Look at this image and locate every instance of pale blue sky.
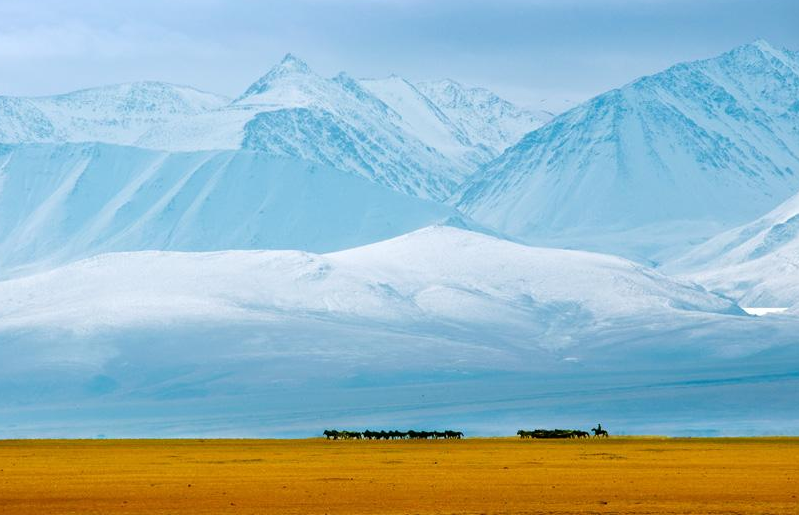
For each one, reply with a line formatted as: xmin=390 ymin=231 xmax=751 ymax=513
xmin=1 ymin=0 xmax=796 ymax=111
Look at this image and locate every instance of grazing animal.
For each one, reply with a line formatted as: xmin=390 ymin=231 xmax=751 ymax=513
xmin=519 ymin=429 xmax=590 ymax=439
xmin=325 ymin=428 xmax=463 ymax=440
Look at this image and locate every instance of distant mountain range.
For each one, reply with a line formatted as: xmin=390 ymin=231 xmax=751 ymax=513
xmin=0 ymin=54 xmax=548 ymax=200
xmin=455 ymin=40 xmax=799 ymax=263
xmin=1 ymin=41 xmax=799 ymax=436
xmin=1 ymin=41 xmax=798 ymax=286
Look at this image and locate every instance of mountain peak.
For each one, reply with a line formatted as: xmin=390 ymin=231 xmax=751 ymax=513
xmin=455 ymin=39 xmax=799 ymax=262
xmin=729 ymin=38 xmax=783 ymax=60
xmin=719 ymin=38 xmax=799 ymax=72
xmin=439 ymin=78 xmax=464 ymax=88
xmin=238 ymin=53 xmax=314 ymax=99
xmin=750 ymin=38 xmax=777 ymax=53
xmin=278 ymin=53 xmax=312 ymax=73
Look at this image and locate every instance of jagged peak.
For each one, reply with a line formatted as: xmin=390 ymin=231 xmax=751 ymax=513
xmin=727 ymin=38 xmax=788 ymax=61
xmin=430 ymin=78 xmax=464 ymax=88
xmin=238 ymin=53 xmax=315 ymax=100
xmin=714 ymin=38 xmax=799 ymax=75
xmin=417 ymin=78 xmax=499 ymax=108
xmin=333 ymin=71 xmax=356 ymax=83
xmin=750 ymin=38 xmax=778 ymax=53
xmin=360 ymin=73 xmax=412 ymax=86
xmin=626 ymin=38 xmax=798 ymax=95
xmin=278 ymin=53 xmax=312 ymax=73
xmin=419 ymin=78 xmax=500 ymax=99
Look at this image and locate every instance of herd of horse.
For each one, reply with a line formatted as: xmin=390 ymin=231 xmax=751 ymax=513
xmin=323 ymin=425 xmax=609 ymax=440
xmin=517 ymin=424 xmax=609 ymax=439
xmin=518 ymin=424 xmax=609 ymax=438
xmin=323 ymin=429 xmax=464 ymax=440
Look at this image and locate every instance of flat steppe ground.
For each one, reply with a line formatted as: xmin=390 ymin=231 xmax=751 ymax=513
xmin=0 ymin=437 xmax=797 ymax=514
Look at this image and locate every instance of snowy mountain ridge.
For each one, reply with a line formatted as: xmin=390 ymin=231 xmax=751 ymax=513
xmin=0 ymin=54 xmax=546 ymax=200
xmin=416 ymin=78 xmax=551 ymax=156
xmin=227 ymin=57 xmax=464 ymax=199
xmin=0 ymin=81 xmax=230 ymax=146
xmin=454 ymin=39 xmax=799 ymax=262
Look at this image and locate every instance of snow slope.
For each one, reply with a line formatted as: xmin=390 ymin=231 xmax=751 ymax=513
xmin=0 ymin=143 xmax=468 ymax=275
xmin=455 ymin=40 xmax=799 ymax=263
xmin=2 ymin=226 xmax=798 ymax=437
xmin=667 ymin=191 xmax=799 ymax=308
xmin=359 ymin=76 xmax=489 ymax=170
xmin=0 ymin=226 xmax=742 ymax=330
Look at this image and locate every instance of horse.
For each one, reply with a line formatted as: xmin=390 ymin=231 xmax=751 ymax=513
xmin=591 ymin=424 xmax=609 ymax=438
xmin=517 ymin=430 xmax=534 ymax=439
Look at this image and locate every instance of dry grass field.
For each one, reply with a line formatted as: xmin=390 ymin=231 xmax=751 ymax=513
xmin=0 ymin=437 xmax=797 ymax=514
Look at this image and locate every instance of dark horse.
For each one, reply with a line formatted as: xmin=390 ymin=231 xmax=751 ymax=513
xmin=591 ymin=424 xmax=609 ymax=438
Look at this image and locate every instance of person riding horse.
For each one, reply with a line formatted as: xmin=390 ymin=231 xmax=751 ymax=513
xmin=591 ymin=423 xmax=609 ymax=438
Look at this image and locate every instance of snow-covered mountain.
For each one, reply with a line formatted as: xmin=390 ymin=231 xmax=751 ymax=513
xmin=0 ymin=82 xmax=230 ymax=145
xmin=455 ymin=40 xmax=799 ymax=263
xmin=2 ymin=43 xmax=799 ymax=437
xmin=359 ymin=76 xmax=549 ymax=171
xmin=0 ymin=55 xmax=543 ymax=200
xmin=0 ymin=226 xmax=740 ymax=330
xmin=415 ymin=79 xmax=550 ymax=156
xmin=359 ymin=76 xmax=491 ymax=171
xmin=4 ymin=226 xmax=799 ymax=437
xmin=146 ymin=55 xmax=545 ymax=199
xmin=170 ymin=55 xmax=467 ymax=199
xmin=667 ymin=190 xmax=799 ymax=308
xmin=0 ymin=143 xmax=470 ymax=276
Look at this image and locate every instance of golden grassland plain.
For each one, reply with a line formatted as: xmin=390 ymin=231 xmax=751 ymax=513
xmin=0 ymin=437 xmax=797 ymax=514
